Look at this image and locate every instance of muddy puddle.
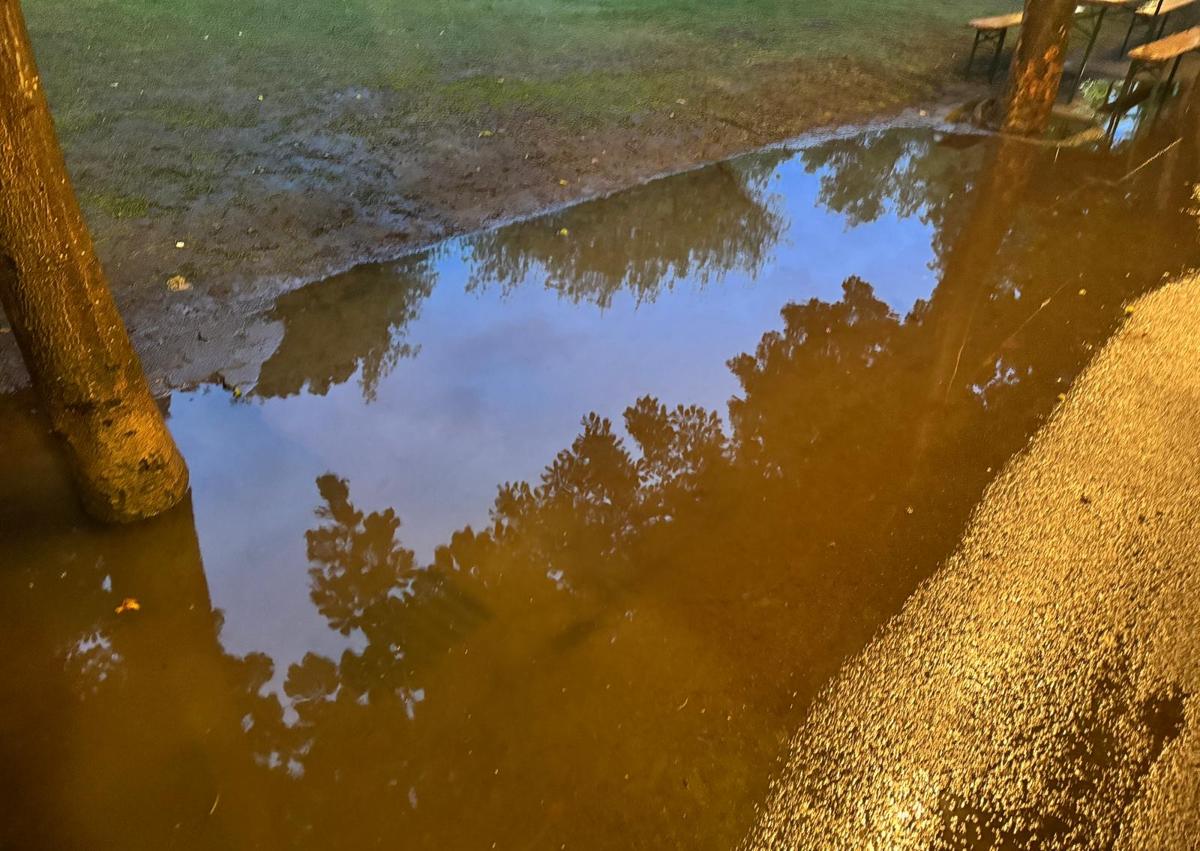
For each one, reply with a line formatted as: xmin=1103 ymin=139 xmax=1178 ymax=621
xmin=2 ymin=108 xmax=1199 ymax=849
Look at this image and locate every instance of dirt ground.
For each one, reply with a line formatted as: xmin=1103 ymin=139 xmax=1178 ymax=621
xmin=2 ymin=1 xmax=1008 ymax=392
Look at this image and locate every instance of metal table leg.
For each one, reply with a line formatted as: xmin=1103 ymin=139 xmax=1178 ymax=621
xmin=1072 ymin=5 xmax=1109 ymax=99
xmin=989 ymin=28 xmax=1009 ymax=82
xmin=966 ymin=29 xmax=983 ymax=76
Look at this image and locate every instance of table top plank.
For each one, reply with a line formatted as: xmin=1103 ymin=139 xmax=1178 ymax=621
xmin=1133 ymin=0 xmax=1196 ymax=16
xmin=1128 ymin=24 xmax=1200 ymax=60
xmin=969 ymin=11 xmax=1023 ymax=29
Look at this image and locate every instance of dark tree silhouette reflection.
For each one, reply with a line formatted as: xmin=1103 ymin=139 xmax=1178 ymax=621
xmin=0 ymin=417 xmax=284 ymax=850
xmin=466 ymin=156 xmax=787 ymax=307
xmin=247 ymin=121 xmax=1200 ymax=849
xmin=253 ymin=154 xmax=785 ymax=402
xmin=800 ymin=127 xmax=984 ymax=228
xmin=8 ymin=116 xmax=1200 ymax=850
xmin=255 ymin=252 xmax=439 ymax=401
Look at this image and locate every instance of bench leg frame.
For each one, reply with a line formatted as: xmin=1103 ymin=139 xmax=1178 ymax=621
xmin=965 ymin=28 xmax=1009 ymax=82
xmin=1071 ymin=5 xmax=1110 ymax=101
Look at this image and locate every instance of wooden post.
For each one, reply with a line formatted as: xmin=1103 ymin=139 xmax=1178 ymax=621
xmin=1003 ymin=0 xmax=1078 ymax=135
xmin=0 ymin=0 xmax=188 ymax=521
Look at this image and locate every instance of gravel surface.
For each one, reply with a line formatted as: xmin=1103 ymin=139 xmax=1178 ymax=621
xmin=746 ymin=275 xmax=1200 ymax=849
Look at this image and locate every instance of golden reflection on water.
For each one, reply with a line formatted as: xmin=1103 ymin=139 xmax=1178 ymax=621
xmin=2 ymin=109 xmax=1200 ymax=849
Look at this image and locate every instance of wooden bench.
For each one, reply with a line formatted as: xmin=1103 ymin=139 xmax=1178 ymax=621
xmin=966 ymin=12 xmax=1024 ymax=81
xmin=1121 ymin=0 xmax=1199 ymax=53
xmin=1106 ymin=25 xmax=1200 ymax=136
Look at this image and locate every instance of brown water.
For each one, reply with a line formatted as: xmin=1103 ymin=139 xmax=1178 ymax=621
xmin=2 ymin=107 xmax=1199 ymax=850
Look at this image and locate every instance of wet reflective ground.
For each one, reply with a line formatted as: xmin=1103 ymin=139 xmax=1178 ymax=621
xmin=3 ymin=108 xmax=1200 ymax=849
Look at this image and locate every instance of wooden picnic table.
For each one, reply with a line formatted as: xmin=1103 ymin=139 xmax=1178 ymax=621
xmin=966 ymin=1 xmax=1136 ymax=86
xmin=966 ymin=0 xmax=1196 ymax=92
xmin=1122 ymin=0 xmax=1199 ymax=52
xmin=1106 ymin=24 xmax=1200 ymax=137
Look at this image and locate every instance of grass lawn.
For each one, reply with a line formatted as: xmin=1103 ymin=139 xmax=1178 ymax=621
xmin=28 ymin=0 xmax=1011 ymax=136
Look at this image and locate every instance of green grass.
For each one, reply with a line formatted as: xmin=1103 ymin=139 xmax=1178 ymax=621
xmin=23 ymin=0 xmax=1017 ymax=224
xmin=27 ymin=0 xmax=1013 ymax=122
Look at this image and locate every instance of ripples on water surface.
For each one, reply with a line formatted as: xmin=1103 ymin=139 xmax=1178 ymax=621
xmin=3 ymin=113 xmax=1200 ymax=849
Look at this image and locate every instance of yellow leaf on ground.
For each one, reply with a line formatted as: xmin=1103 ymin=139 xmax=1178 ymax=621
xmin=115 ymin=597 xmax=141 ymax=614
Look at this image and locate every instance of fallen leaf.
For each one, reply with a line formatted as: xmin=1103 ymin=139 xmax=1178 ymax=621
xmin=115 ymin=597 xmax=141 ymax=615
xmin=478 ymin=129 xmax=494 ymax=138
xmin=558 ymin=178 xmax=569 ymax=187
xmin=167 ymin=275 xmax=191 ymax=292
xmin=558 ymin=228 xmax=569 ymax=237
xmin=175 ymin=241 xmax=186 ymax=249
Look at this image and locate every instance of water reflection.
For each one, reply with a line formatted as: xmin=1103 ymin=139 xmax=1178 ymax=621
xmin=799 ymin=127 xmax=982 ymax=229
xmin=466 ymin=156 xmax=788 ymax=306
xmin=256 ymin=155 xmax=788 ymax=403
xmin=4 ymin=116 xmax=1200 ymax=849
xmin=0 ymin=408 xmax=278 ymax=848
xmin=256 ymin=253 xmax=438 ymax=401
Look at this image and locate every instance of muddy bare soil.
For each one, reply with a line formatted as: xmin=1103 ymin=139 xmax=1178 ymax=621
xmin=0 ymin=51 xmax=983 ymax=393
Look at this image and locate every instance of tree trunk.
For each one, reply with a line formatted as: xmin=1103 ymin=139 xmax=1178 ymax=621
xmin=0 ymin=0 xmax=188 ymax=521
xmin=1002 ymin=0 xmax=1077 ymax=136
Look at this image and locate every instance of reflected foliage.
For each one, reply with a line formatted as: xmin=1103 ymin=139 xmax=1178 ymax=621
xmin=466 ymin=157 xmax=787 ymax=307
xmin=294 ymin=473 xmax=487 ymax=691
xmin=7 ymin=118 xmax=1200 ymax=849
xmin=800 ymin=128 xmax=984 ymax=229
xmin=241 ymin=122 xmax=1200 ymax=848
xmin=256 ymin=252 xmax=438 ymax=401
xmin=254 ymin=154 xmax=786 ymax=401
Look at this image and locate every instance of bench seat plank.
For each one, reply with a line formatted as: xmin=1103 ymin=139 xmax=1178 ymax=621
xmin=969 ymin=12 xmax=1023 ymax=30
xmin=1128 ymin=24 xmax=1200 ymax=60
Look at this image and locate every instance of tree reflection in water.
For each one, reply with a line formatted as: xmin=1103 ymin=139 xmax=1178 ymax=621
xmin=254 ymin=154 xmax=787 ymax=403
xmin=799 ymin=127 xmax=984 ymax=230
xmin=467 ymin=156 xmax=788 ymax=307
xmin=259 ymin=119 xmax=1200 ymax=848
xmin=6 ymin=115 xmax=1200 ymax=849
xmin=255 ymin=252 xmax=439 ymax=401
